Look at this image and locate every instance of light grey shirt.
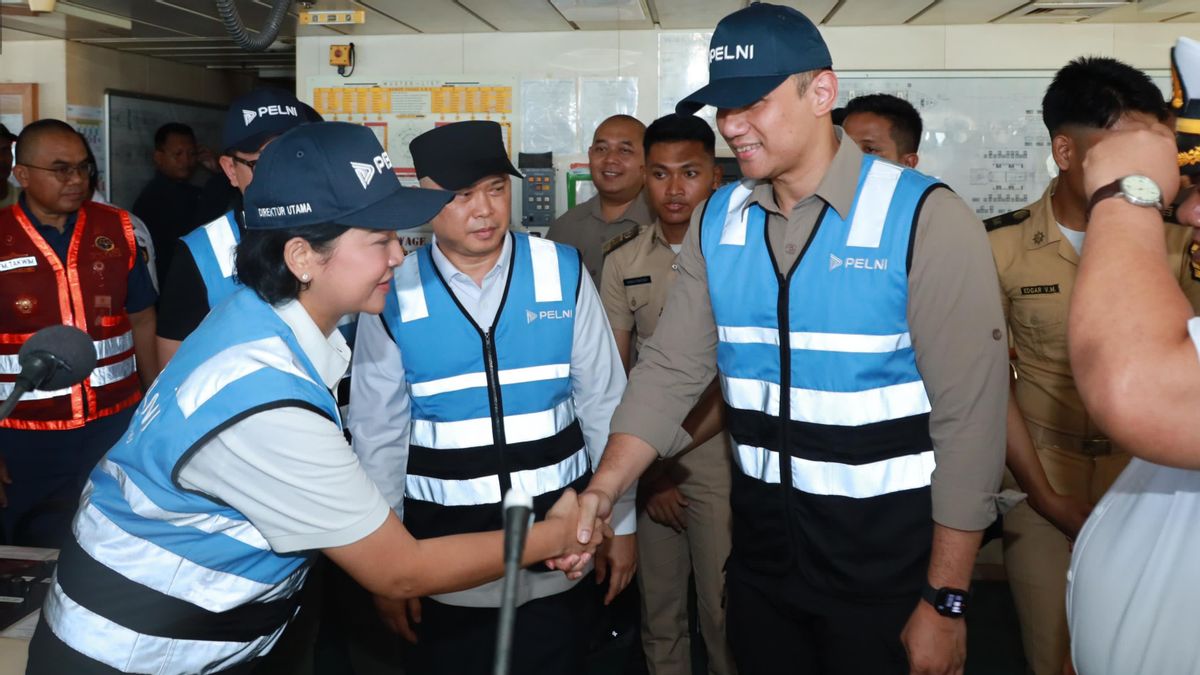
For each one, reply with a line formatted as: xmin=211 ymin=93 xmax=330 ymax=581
xmin=178 ymin=300 xmax=390 ymax=554
xmin=349 ymin=232 xmax=635 ymax=606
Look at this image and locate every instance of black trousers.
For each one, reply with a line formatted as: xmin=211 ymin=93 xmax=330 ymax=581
xmin=725 ymin=557 xmax=917 ymax=675
xmin=406 ymin=575 xmax=596 ymax=675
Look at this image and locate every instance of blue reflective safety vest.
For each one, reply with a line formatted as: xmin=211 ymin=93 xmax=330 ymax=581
xmin=381 ymin=232 xmax=591 ymax=542
xmin=701 ymin=155 xmax=942 ymax=600
xmin=35 ymin=288 xmax=337 ymax=674
xmin=181 ymin=211 xmax=356 ymax=402
xmin=181 ymin=211 xmax=242 ymax=309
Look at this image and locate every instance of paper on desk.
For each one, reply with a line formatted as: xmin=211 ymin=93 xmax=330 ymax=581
xmin=0 ymin=610 xmax=38 ymax=639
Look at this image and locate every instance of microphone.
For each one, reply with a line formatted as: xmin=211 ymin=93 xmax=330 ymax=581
xmin=0 ymin=325 xmax=97 ymax=422
xmin=493 ymin=488 xmax=534 ymax=675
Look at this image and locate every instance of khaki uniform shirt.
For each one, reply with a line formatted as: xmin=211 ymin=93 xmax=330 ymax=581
xmin=547 ymin=191 xmax=653 ymax=287
xmin=988 ymin=180 xmax=1200 ymax=438
xmin=609 ymin=131 xmax=1010 ymax=532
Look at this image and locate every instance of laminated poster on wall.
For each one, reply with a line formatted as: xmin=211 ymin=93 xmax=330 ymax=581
xmin=68 ymin=104 xmax=107 ymax=198
xmin=520 ymin=79 xmax=579 ymax=155
xmin=579 ymin=78 xmax=638 ymax=142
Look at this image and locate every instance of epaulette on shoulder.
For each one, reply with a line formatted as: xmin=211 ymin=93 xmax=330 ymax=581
xmin=983 ymin=208 xmax=1031 ymax=232
xmin=602 ymin=225 xmax=641 ymax=256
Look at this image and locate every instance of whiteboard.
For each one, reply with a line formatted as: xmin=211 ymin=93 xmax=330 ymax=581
xmin=104 ymin=91 xmax=225 ymax=208
xmin=837 ymin=71 xmax=1170 ymax=218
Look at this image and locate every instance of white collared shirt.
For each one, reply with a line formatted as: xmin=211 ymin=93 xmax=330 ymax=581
xmin=177 ymin=300 xmax=390 ymax=554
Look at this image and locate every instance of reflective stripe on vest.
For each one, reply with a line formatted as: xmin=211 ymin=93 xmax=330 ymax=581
xmin=181 ymin=212 xmax=241 ymax=309
xmin=732 ymin=444 xmax=937 ymax=498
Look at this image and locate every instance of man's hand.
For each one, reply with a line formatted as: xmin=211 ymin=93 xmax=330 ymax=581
xmin=543 ymin=488 xmax=611 ymax=578
xmin=545 ymin=487 xmax=614 ymax=576
xmin=901 ymin=600 xmax=966 ymax=675
xmin=1082 ymin=123 xmax=1180 ymax=206
xmin=1030 ymin=491 xmax=1092 ymax=541
xmin=595 ymin=533 xmax=637 ymax=605
xmin=373 ymin=595 xmax=421 ymax=643
xmin=642 ymin=475 xmax=688 ymax=532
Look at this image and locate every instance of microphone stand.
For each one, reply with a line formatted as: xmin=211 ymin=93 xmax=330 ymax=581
xmin=493 ymin=491 xmax=533 ymax=675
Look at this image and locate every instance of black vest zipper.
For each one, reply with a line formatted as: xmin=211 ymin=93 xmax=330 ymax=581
xmin=482 ymin=330 xmax=511 ymax=493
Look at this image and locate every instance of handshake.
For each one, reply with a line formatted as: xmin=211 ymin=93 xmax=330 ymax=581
xmin=541 ymin=487 xmax=615 ymax=578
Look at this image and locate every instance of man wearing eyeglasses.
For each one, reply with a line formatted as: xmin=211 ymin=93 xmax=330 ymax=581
xmin=0 ymin=118 xmax=157 ymax=547
xmin=155 ymin=88 xmax=320 ymax=367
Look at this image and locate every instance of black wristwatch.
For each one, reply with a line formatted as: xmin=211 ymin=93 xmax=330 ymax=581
xmin=921 ymin=582 xmax=969 ymax=619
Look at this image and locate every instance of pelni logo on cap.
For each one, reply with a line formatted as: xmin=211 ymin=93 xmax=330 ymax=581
xmin=350 ymin=151 xmax=395 ymax=190
xmin=243 ymin=104 xmax=299 ymax=126
xmin=710 ymin=44 xmax=755 ymax=63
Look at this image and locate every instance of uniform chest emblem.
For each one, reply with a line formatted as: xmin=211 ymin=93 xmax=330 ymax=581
xmin=95 ymin=236 xmax=115 ymax=252
xmin=1032 ymin=231 xmax=1045 ymax=245
xmin=14 ymin=297 xmax=36 ymax=314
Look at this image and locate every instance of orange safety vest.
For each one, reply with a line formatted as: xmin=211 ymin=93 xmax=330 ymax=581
xmin=0 ymin=201 xmax=143 ymax=430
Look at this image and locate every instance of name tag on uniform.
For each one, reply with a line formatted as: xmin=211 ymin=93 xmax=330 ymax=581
xmin=0 ymin=256 xmax=37 ymax=273
xmin=1020 ymin=284 xmax=1060 ymax=296
xmin=623 ymin=276 xmax=651 ymax=287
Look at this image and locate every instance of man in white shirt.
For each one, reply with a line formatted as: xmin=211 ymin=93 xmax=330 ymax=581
xmin=350 ymin=120 xmax=635 ymax=675
xmin=1066 ymin=36 xmax=1200 ymax=675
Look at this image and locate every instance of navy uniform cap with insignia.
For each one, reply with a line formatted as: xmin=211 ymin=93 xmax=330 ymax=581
xmin=1171 ymin=37 xmax=1200 ymax=176
xmin=409 ymin=121 xmax=522 ymax=191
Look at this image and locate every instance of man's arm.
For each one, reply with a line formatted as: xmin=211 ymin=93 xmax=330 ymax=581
xmin=599 ymin=252 xmax=636 ymax=374
xmin=1004 ymin=389 xmax=1090 ymax=538
xmin=129 ymin=307 xmax=157 ymax=390
xmin=903 ymin=188 xmax=1009 ymax=675
xmin=348 ymin=312 xmax=411 ymax=512
xmin=1070 ymin=125 xmax=1200 ymax=467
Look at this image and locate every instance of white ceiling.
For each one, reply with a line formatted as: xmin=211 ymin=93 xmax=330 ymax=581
xmin=2 ymin=0 xmax=1198 ymax=77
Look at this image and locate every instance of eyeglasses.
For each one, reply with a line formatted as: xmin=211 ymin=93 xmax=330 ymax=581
xmin=21 ymin=161 xmax=96 ymax=183
xmin=231 ymin=156 xmax=258 ymax=171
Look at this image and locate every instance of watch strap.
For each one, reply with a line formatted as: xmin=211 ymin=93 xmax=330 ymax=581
xmin=1086 ymin=179 xmax=1125 ymax=219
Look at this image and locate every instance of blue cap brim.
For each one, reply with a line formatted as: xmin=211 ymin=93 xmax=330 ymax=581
xmin=676 ymin=74 xmax=791 ymax=114
xmin=336 ymin=185 xmax=452 ymax=231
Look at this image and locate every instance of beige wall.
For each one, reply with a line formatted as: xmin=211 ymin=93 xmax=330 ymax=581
xmin=65 ymin=41 xmax=256 ymax=110
xmin=0 ymin=35 xmax=68 ymax=121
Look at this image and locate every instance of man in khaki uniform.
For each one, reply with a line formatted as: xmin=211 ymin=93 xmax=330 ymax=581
xmin=987 ymin=56 xmax=1200 ymax=675
xmin=548 ymin=115 xmax=653 ymax=286
xmin=600 ymin=113 xmax=735 ymax=675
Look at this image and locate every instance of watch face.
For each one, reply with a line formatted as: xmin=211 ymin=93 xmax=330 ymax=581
xmin=1120 ymin=175 xmax=1163 ymax=206
xmin=937 ymin=589 xmax=967 ymax=616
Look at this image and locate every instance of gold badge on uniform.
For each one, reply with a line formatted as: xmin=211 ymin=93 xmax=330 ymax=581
xmin=95 ymin=236 xmax=115 ymax=252
xmin=1032 ymin=231 xmax=1045 ymax=245
xmin=14 ymin=297 xmax=36 ymax=315
xmin=1190 ymin=241 xmax=1200 ymax=281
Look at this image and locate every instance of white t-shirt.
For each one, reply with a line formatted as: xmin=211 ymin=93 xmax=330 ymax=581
xmin=1057 ymin=222 xmax=1085 ymax=256
xmin=1066 ymin=316 xmax=1200 ymax=674
xmin=177 ymin=300 xmax=390 ymax=554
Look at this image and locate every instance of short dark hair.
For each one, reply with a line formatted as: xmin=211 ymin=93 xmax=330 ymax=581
xmin=844 ymin=94 xmax=923 ymax=154
xmin=644 ymin=113 xmax=716 ymax=157
xmin=831 ymin=107 xmax=848 ymax=127
xmin=1042 ymin=57 xmax=1167 ymax=135
xmin=14 ymin=118 xmax=80 ymax=165
xmin=154 ymin=122 xmax=196 ymax=150
xmin=235 ymin=224 xmax=350 ymax=305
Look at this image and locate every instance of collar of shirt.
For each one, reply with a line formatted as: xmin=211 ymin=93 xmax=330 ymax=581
xmin=18 ymin=192 xmax=79 ymax=232
xmin=272 ymin=299 xmax=350 ymax=390
xmin=587 ymin=189 xmax=653 ymax=226
xmin=1026 ymin=179 xmax=1063 ymax=249
xmin=746 ymin=127 xmax=860 ymax=221
xmin=430 ymin=229 xmax=513 ymax=290
xmin=649 ymin=220 xmax=678 ymax=252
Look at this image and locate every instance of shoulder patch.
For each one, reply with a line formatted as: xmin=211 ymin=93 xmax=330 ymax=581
xmin=983 ymin=209 xmax=1030 ymax=232
xmin=602 ymin=225 xmax=641 ymax=257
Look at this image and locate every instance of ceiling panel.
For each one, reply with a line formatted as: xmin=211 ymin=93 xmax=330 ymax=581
xmin=456 ymin=0 xmax=574 ymax=32
xmin=824 ymin=0 xmax=936 ymax=25
xmin=907 ymin=0 xmax=1028 ymax=25
xmin=1084 ymin=3 xmax=1195 ymax=22
xmin=654 ymin=0 xmax=741 ymax=29
xmin=780 ymin=1 xmax=841 ymax=24
xmin=354 ymin=0 xmax=496 ymax=32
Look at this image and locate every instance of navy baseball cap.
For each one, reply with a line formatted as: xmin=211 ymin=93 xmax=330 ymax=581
xmin=244 ymin=122 xmax=452 ymax=231
xmin=410 ymin=121 xmax=521 ymax=191
xmin=223 ymin=87 xmax=322 ymax=154
xmin=676 ymin=3 xmax=832 ymax=114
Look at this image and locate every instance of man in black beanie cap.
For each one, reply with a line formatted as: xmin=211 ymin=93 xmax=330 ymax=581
xmin=349 ymin=120 xmax=636 ymax=675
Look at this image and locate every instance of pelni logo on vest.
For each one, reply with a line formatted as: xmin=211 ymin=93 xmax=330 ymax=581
xmin=830 ymin=253 xmax=888 ymax=271
xmin=526 ymin=308 xmax=573 ymax=324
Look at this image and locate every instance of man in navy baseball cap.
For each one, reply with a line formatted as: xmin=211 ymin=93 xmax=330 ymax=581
xmin=158 ymin=87 xmax=327 ymax=365
xmin=676 ymin=2 xmax=831 ymax=115
xmin=246 ymin=121 xmax=449 ymax=231
xmin=562 ymin=4 xmax=1010 ymax=675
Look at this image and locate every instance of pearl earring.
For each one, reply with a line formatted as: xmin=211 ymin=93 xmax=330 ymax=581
xmin=301 ymin=272 xmax=311 ymax=282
